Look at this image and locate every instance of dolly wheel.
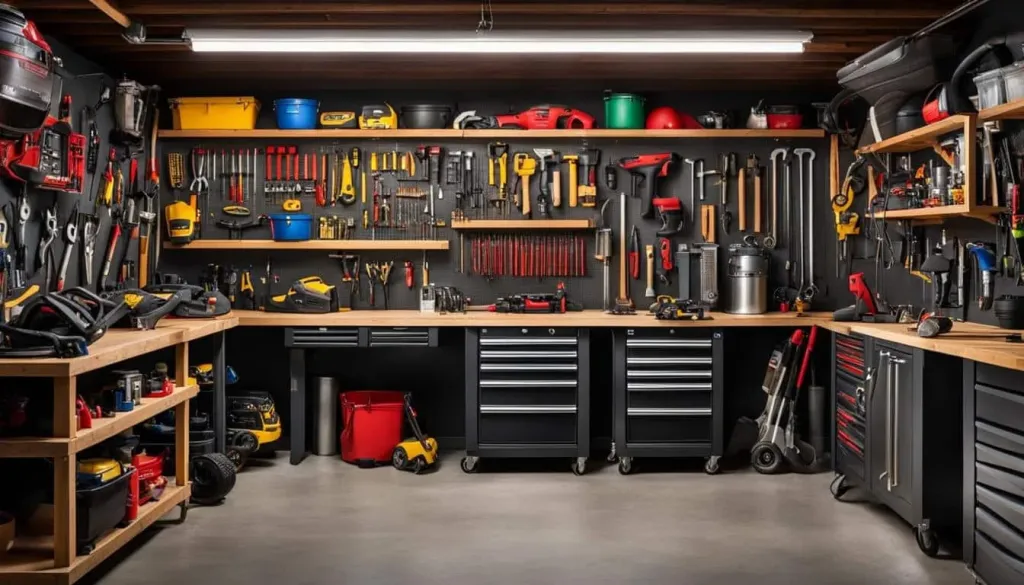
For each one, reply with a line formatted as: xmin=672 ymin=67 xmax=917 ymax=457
xmin=392 ymin=447 xmax=408 ymax=470
xmin=704 ymin=456 xmax=721 ymax=475
xmin=751 ymin=442 xmax=783 ymax=474
xmin=915 ymin=524 xmax=940 ymax=557
xmin=618 ymin=457 xmax=633 ymax=475
xmin=571 ymin=457 xmax=587 ymax=476
xmin=460 ymin=456 xmax=479 ymax=474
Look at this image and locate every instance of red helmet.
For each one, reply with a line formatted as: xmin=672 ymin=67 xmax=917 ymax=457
xmin=646 ymin=107 xmax=683 ymax=129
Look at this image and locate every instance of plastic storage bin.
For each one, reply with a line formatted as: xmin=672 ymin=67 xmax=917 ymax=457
xmin=269 ymin=213 xmax=312 ymax=241
xmin=974 ymin=67 xmax=1007 ymax=110
xmin=168 ymin=97 xmax=260 ymax=130
xmin=274 ymin=98 xmax=319 ymax=129
xmin=76 ymin=470 xmax=132 ymax=554
xmin=1002 ymin=61 xmax=1024 ymax=103
xmin=604 ymin=92 xmax=645 ymax=129
xmin=339 ymin=391 xmax=405 ymax=467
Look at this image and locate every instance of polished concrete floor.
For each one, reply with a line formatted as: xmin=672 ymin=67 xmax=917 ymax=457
xmin=83 ymin=454 xmax=973 ymax=585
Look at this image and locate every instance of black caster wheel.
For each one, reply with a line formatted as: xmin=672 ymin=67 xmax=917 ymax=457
xmin=618 ymin=457 xmax=633 ymax=475
xmin=915 ymin=525 xmax=940 ymax=558
xmin=460 ymin=456 xmax=479 ymax=474
xmin=704 ymin=456 xmax=721 ymax=475
xmin=606 ymin=442 xmax=617 ymax=463
xmin=830 ymin=475 xmax=851 ymax=501
xmin=571 ymin=457 xmax=587 ymax=476
xmin=751 ymin=442 xmax=783 ymax=474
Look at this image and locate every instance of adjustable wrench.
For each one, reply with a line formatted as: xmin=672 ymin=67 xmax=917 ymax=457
xmin=767 ymin=148 xmax=787 ymax=249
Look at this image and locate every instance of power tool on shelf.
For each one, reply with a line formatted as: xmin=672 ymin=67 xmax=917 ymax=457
xmin=618 ymin=152 xmax=680 ymax=219
xmin=267 ymin=276 xmax=339 ymax=314
xmin=454 ymin=105 xmax=595 ymax=130
xmin=487 ymin=282 xmax=582 ymax=313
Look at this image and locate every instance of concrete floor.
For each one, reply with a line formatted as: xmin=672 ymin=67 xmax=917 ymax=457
xmin=83 ymin=454 xmax=973 ymax=585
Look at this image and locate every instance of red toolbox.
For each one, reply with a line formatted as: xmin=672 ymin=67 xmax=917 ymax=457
xmin=339 ymin=391 xmax=405 ymax=467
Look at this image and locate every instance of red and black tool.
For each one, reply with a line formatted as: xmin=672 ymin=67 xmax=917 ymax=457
xmin=628 ymin=226 xmax=640 ymax=280
xmin=618 ymin=152 xmax=679 ymax=218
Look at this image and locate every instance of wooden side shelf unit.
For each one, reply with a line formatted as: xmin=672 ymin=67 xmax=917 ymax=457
xmin=979 ymin=97 xmax=1024 ymax=122
xmin=164 ymin=239 xmax=450 ymax=251
xmin=0 ymin=319 xmax=236 ymax=585
xmin=159 ymin=128 xmax=826 ymax=140
xmin=450 ymin=219 xmax=594 ymax=230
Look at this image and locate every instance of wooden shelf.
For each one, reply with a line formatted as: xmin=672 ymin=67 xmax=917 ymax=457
xmin=0 ymin=483 xmax=189 ymax=585
xmin=857 ymin=114 xmax=974 ymax=155
xmin=450 ymin=219 xmax=594 ymax=230
xmin=979 ymin=98 xmax=1024 ymax=122
xmin=164 ymin=239 xmax=449 ymax=251
xmin=0 ymin=385 xmax=199 ymax=458
xmin=159 ymin=128 xmax=825 ymax=140
xmin=870 ymin=204 xmax=1003 ymax=223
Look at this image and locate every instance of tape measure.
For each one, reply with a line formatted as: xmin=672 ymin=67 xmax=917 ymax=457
xmin=282 ymin=198 xmax=302 ymax=212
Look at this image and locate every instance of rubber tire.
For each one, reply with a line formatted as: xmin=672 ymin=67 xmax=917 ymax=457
xmin=915 ymin=525 xmax=940 ymax=558
xmin=413 ymin=458 xmax=425 ymax=475
xmin=232 ymin=430 xmax=259 ymax=452
xmin=225 ymin=446 xmax=247 ymax=471
xmin=618 ymin=458 xmax=633 ymax=475
xmin=190 ymin=452 xmax=237 ymax=505
xmin=704 ymin=458 xmax=721 ymax=475
xmin=460 ymin=456 xmax=478 ymax=474
xmin=751 ymin=442 xmax=784 ymax=474
xmin=392 ymin=447 xmax=408 ymax=470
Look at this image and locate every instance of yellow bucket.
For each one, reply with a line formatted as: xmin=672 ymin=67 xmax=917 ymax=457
xmin=169 ymin=97 xmax=261 ymax=130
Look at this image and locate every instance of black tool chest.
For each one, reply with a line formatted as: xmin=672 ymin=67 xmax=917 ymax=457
xmin=284 ymin=326 xmax=439 ymax=348
xmin=831 ymin=334 xmax=962 ymax=557
xmin=963 ymin=362 xmax=1024 ymax=585
xmin=610 ymin=328 xmax=724 ymax=475
xmin=462 ymin=327 xmax=590 ymax=474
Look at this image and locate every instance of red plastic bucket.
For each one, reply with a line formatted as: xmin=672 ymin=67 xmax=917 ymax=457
xmin=339 ymin=391 xmax=405 ymax=467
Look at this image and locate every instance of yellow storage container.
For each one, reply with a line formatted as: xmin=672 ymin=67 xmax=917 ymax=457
xmin=169 ymin=97 xmax=261 ymax=130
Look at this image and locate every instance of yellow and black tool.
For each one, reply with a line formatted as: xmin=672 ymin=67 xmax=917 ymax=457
xmin=340 ymin=153 xmax=356 ymax=205
xmin=391 ymin=393 xmax=438 ymax=474
xmin=222 ymin=205 xmax=250 ymax=217
xmin=832 ymin=158 xmax=864 ymax=276
xmin=513 ymin=152 xmax=536 ymax=217
xmin=165 ymin=200 xmax=197 ymax=243
xmin=358 ymin=103 xmax=398 ymax=129
xmin=319 ymin=111 xmax=357 ymax=128
xmin=267 ymin=276 xmax=339 ymax=313
xmin=282 ymin=198 xmax=302 ymax=212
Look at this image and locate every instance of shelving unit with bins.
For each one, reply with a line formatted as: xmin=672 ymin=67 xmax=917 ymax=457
xmin=0 ymin=319 xmax=236 ymax=585
xmin=857 ymin=113 xmax=1001 ymax=223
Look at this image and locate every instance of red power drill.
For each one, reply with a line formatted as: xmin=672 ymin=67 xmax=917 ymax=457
xmin=618 ymin=153 xmax=679 ymax=219
xmin=832 ymin=272 xmax=880 ymax=321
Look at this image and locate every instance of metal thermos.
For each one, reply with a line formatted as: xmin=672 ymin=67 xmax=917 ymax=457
xmin=312 ymin=377 xmax=340 ymax=456
xmin=726 ymin=242 xmax=768 ymax=314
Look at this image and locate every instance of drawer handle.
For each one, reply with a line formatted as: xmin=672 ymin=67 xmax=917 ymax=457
xmin=627 ymin=407 xmax=712 ymax=417
xmin=480 ymin=338 xmax=577 ymax=346
xmin=479 ymin=380 xmax=577 ymax=387
xmin=627 ymin=382 xmax=713 ymax=391
xmin=627 ymin=370 xmax=712 ymax=379
xmin=480 ymin=364 xmax=578 ymax=372
xmin=627 ymin=357 xmax=713 ymax=366
xmin=480 ymin=351 xmax=578 ymax=359
xmin=480 ymin=405 xmax=576 ymax=414
xmin=626 ymin=339 xmax=712 ymax=348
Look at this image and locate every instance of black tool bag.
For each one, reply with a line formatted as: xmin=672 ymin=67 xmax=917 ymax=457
xmin=144 ymin=282 xmax=232 ymax=318
xmin=0 ymin=5 xmax=57 ymax=137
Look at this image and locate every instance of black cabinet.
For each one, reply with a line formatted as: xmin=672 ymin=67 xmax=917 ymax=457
xmin=964 ymin=362 xmax=1024 ymax=585
xmin=611 ymin=328 xmax=724 ymax=475
xmin=462 ymin=327 xmax=590 ymax=475
xmin=832 ymin=336 xmax=962 ymax=557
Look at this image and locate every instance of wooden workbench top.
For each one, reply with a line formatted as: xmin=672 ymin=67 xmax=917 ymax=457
xmin=233 ymin=309 xmax=834 ymax=328
xmin=0 ymin=316 xmax=238 ymax=378
xmin=820 ymin=320 xmax=1024 ymax=372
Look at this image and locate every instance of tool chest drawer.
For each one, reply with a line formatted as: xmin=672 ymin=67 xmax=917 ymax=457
xmin=626 ymin=409 xmax=713 ymax=444
xmin=366 ymin=327 xmax=438 ymax=347
xmin=976 ymin=383 xmax=1024 ymax=435
xmin=285 ymin=327 xmax=360 ymax=347
xmin=835 ymin=333 xmax=867 ymax=380
xmin=832 ymin=333 xmax=870 ymax=484
xmin=479 ymin=408 xmax=577 ymax=444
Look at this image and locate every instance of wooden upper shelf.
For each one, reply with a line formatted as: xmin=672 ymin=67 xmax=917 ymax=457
xmin=857 ymin=114 xmax=974 ymax=155
xmin=158 ymin=128 xmax=826 ymax=140
xmin=979 ymin=98 xmax=1024 ymax=122
xmin=165 ymin=239 xmax=450 ymax=251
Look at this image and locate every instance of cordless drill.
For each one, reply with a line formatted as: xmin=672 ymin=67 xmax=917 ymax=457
xmin=618 ymin=153 xmax=679 ymax=218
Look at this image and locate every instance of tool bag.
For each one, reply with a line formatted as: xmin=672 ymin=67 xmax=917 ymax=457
xmin=0 ymin=5 xmax=57 ymax=137
xmin=144 ymin=282 xmax=231 ymax=317
xmin=0 ymin=288 xmax=129 ymax=357
xmin=101 ymin=288 xmax=187 ymax=330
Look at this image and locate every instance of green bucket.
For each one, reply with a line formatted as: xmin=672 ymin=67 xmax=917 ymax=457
xmin=604 ymin=92 xmax=646 ymax=129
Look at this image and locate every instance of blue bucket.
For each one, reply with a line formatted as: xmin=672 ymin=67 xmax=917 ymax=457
xmin=273 ymin=99 xmax=319 ymax=130
xmin=269 ymin=213 xmax=312 ymax=241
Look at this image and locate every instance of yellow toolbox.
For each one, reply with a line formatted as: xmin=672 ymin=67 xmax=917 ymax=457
xmin=168 ymin=96 xmax=261 ymax=130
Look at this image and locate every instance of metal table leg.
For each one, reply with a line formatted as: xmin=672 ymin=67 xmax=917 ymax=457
xmin=213 ymin=331 xmax=226 ymax=452
xmin=289 ymin=348 xmax=307 ymax=465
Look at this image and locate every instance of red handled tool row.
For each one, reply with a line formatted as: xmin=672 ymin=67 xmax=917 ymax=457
xmin=468 ymin=234 xmax=586 ymax=279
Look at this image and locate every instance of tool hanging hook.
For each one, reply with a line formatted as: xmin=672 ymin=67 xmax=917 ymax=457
xmin=477 ymin=0 xmax=494 ymax=33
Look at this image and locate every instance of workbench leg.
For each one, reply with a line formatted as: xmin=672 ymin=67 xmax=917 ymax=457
xmin=53 ymin=377 xmax=77 ymax=439
xmin=54 ymin=453 xmax=76 ymax=568
xmin=289 ymin=348 xmax=307 ymax=465
xmin=175 ymin=398 xmax=190 ymax=486
xmin=175 ymin=342 xmax=190 ymax=387
xmin=212 ymin=331 xmax=226 ymax=452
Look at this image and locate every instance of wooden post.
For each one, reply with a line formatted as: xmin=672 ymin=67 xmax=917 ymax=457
xmin=964 ymin=114 xmax=978 ymax=210
xmin=54 ymin=453 xmax=76 ymax=567
xmin=53 ymin=377 xmax=77 ymax=439
xmin=175 ymin=342 xmax=189 ymax=387
xmin=174 ymin=341 xmax=190 ymax=486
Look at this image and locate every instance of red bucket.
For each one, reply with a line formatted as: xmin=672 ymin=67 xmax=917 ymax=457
xmin=339 ymin=391 xmax=405 ymax=467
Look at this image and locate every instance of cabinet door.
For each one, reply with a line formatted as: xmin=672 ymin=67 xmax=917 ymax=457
xmin=870 ymin=350 xmax=893 ymax=497
xmin=889 ymin=353 xmax=915 ymax=509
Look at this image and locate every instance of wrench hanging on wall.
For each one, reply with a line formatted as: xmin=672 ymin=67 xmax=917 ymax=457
xmin=794 ymin=148 xmax=817 ymax=302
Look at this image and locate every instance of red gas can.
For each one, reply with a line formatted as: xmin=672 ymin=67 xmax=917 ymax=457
xmin=339 ymin=391 xmax=406 ymax=467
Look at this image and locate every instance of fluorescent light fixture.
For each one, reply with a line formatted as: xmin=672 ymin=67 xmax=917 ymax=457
xmin=186 ymin=30 xmax=812 ymax=54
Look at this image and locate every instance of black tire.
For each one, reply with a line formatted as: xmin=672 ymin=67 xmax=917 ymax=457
xmin=751 ymin=442 xmax=784 ymax=474
xmin=915 ymin=525 xmax=940 ymax=558
xmin=392 ymin=447 xmax=408 ymax=470
xmin=190 ymin=452 xmax=237 ymax=505
xmin=232 ymin=430 xmax=259 ymax=452
xmin=225 ymin=446 xmax=247 ymax=471
xmin=413 ymin=458 xmax=425 ymax=475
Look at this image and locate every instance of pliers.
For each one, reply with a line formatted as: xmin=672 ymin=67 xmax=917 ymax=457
xmin=36 ymin=205 xmax=58 ymax=291
xmin=189 ymin=148 xmax=209 ymax=194
xmin=628 ymin=225 xmax=640 ymax=280
xmin=56 ymin=201 xmax=79 ymax=291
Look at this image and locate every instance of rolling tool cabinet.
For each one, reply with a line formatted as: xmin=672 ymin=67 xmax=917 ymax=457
xmin=462 ymin=327 xmax=590 ymax=475
xmin=963 ymin=362 xmax=1024 ymax=585
xmin=610 ymin=328 xmax=724 ymax=475
xmin=831 ymin=334 xmax=962 ymax=557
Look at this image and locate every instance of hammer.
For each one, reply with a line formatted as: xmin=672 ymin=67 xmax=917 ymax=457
xmin=578 ymin=149 xmax=601 ymax=207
